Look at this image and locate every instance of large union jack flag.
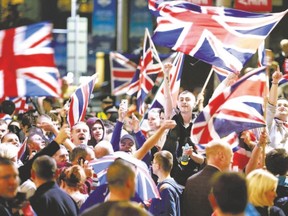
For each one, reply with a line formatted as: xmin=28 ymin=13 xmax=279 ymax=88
xmin=109 ymin=52 xmax=138 ymax=96
xmin=191 ymin=66 xmax=267 ymax=144
xmin=149 ymin=0 xmax=287 ymax=72
xmin=67 ymin=74 xmax=97 ymax=127
xmin=0 ymin=22 xmax=60 ymax=98
xmin=127 ymin=29 xmax=163 ymax=115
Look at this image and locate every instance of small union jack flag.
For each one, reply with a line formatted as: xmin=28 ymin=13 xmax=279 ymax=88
xmin=127 ymin=28 xmax=163 ymax=115
xmin=67 ymin=74 xmax=97 ymax=127
xmin=279 ymin=74 xmax=288 ymax=87
xmin=109 ymin=52 xmax=138 ymax=96
xmin=149 ymin=0 xmax=287 ymax=72
xmin=0 ymin=22 xmax=60 ymax=98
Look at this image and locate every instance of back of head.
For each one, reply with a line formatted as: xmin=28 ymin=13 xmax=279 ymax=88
xmin=107 ymin=202 xmax=150 ymax=216
xmin=210 ymin=172 xmax=247 ymax=215
xmin=32 ymin=155 xmax=57 ymax=181
xmin=205 ymin=140 xmax=232 ymax=170
xmin=1 ymin=100 xmax=15 ymax=115
xmin=70 ymin=144 xmax=88 ymax=163
xmin=107 ymin=158 xmax=136 ymax=188
xmin=63 ymin=165 xmax=86 ymax=188
xmin=94 ymin=140 xmax=114 ymax=158
xmin=246 ymin=169 xmax=278 ymax=207
xmin=153 ymin=150 xmax=173 ymax=173
xmin=0 ymin=143 xmax=19 ymax=161
xmin=266 ymin=148 xmax=288 ymax=176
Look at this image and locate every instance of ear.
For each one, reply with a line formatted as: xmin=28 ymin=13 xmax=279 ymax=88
xmin=31 ymin=169 xmax=36 ymax=181
xmin=208 ymin=193 xmax=218 ymax=211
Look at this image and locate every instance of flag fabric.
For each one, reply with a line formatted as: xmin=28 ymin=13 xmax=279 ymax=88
xmin=9 ymin=97 xmax=29 ymax=114
xmin=67 ymin=74 xmax=97 ymax=127
xmin=109 ymin=52 xmax=138 ymax=96
xmin=0 ymin=22 xmax=60 ymax=98
xmin=149 ymin=0 xmax=288 ymax=72
xmin=279 ymin=74 xmax=288 ymax=87
xmin=127 ymin=29 xmax=163 ymax=115
xmin=191 ymin=66 xmax=267 ymax=144
xmin=212 ymin=66 xmax=230 ymax=82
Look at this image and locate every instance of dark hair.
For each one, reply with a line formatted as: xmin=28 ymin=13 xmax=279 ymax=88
xmin=211 ymin=172 xmax=247 ymax=214
xmin=69 ymin=145 xmax=88 ymax=163
xmin=266 ymin=148 xmax=288 ymax=176
xmin=32 ymin=155 xmax=56 ymax=181
xmin=0 ymin=156 xmax=15 ymax=166
xmin=1 ymin=100 xmax=16 ymax=115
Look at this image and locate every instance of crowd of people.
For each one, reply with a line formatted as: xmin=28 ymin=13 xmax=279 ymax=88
xmin=0 ymin=39 xmax=287 ymax=216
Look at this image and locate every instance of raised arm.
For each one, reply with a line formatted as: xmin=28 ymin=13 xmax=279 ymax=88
xmin=268 ymin=68 xmax=282 ymax=106
xmin=163 ymin=63 xmax=174 ymax=119
xmin=133 ymin=120 xmax=176 ymax=160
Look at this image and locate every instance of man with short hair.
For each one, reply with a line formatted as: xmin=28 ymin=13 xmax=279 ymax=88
xmin=209 ymin=172 xmax=247 ymax=216
xmin=0 ymin=157 xmax=20 ymax=216
xmin=70 ymin=122 xmax=91 ymax=145
xmin=183 ymin=140 xmax=233 ymax=216
xmin=81 ymin=158 xmax=143 ymax=216
xmin=30 ymin=155 xmax=78 ymax=216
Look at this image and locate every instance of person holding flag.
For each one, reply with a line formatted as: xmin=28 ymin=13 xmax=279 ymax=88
xmin=162 ymin=63 xmax=205 ymax=187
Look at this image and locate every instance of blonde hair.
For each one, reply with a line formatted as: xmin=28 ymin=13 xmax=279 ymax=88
xmin=246 ymin=169 xmax=278 ymax=207
xmin=0 ymin=143 xmax=18 ymax=160
xmin=205 ymin=140 xmax=232 ymax=160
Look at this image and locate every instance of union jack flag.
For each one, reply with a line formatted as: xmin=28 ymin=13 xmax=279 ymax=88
xmin=279 ymin=74 xmax=288 ymax=87
xmin=0 ymin=22 xmax=60 ymax=98
xmin=213 ymin=66 xmax=230 ymax=82
xmin=191 ymin=66 xmax=267 ymax=144
xmin=127 ymin=29 xmax=163 ymax=115
xmin=109 ymin=52 xmax=138 ymax=96
xmin=9 ymin=97 xmax=29 ymax=114
xmin=149 ymin=0 xmax=288 ymax=72
xmin=67 ymin=74 xmax=97 ymax=127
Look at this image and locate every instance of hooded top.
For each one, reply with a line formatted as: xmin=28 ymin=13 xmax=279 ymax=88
xmin=86 ymin=117 xmax=105 ymax=147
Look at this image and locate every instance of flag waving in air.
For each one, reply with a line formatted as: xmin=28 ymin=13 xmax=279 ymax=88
xmin=191 ymin=67 xmax=267 ymax=144
xmin=149 ymin=0 xmax=287 ymax=72
xmin=67 ymin=74 xmax=98 ymax=127
xmin=127 ymin=28 xmax=163 ymax=115
xmin=109 ymin=52 xmax=138 ymax=96
xmin=0 ymin=22 xmax=60 ymax=98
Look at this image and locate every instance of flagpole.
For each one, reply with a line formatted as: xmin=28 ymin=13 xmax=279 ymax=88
xmin=145 ymin=28 xmax=164 ymax=70
xmin=197 ymin=67 xmax=214 ymax=104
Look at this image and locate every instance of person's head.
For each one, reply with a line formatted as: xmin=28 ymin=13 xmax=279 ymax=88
xmin=280 ymin=39 xmax=288 ymax=57
xmin=246 ymin=169 xmax=278 ymax=207
xmin=20 ymin=113 xmax=35 ymax=135
xmin=1 ymin=100 xmax=15 ymax=115
xmin=60 ymin=165 xmax=86 ymax=189
xmin=27 ymin=132 xmax=46 ymax=152
xmin=1 ymin=132 xmax=21 ymax=148
xmin=205 ymin=140 xmax=233 ymax=171
xmin=42 ymin=97 xmax=54 ymax=113
xmin=53 ymin=145 xmax=70 ymax=166
xmin=101 ymin=96 xmax=114 ymax=110
xmin=147 ymin=108 xmax=161 ymax=130
xmin=107 ymin=158 xmax=137 ymax=200
xmin=265 ymin=148 xmax=288 ymax=176
xmin=107 ymin=201 xmax=150 ymax=216
xmin=94 ymin=140 xmax=114 ymax=159
xmin=274 ymin=98 xmax=288 ymax=121
xmin=70 ymin=144 xmax=90 ymax=165
xmin=86 ymin=117 xmax=105 ymax=145
xmin=119 ymin=134 xmax=136 ymax=153
xmin=0 ymin=143 xmax=19 ymax=165
xmin=209 ymin=172 xmax=247 ymax=216
xmin=0 ymin=120 xmax=8 ymax=141
xmin=0 ymin=157 xmax=19 ymax=199
xmin=152 ymin=150 xmax=173 ymax=177
xmin=31 ymin=155 xmax=57 ymax=183
xmin=71 ymin=122 xmax=91 ymax=145
xmin=177 ymin=90 xmax=196 ymax=114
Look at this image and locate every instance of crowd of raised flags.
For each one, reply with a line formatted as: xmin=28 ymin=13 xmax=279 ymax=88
xmin=0 ymin=0 xmax=288 ymax=151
